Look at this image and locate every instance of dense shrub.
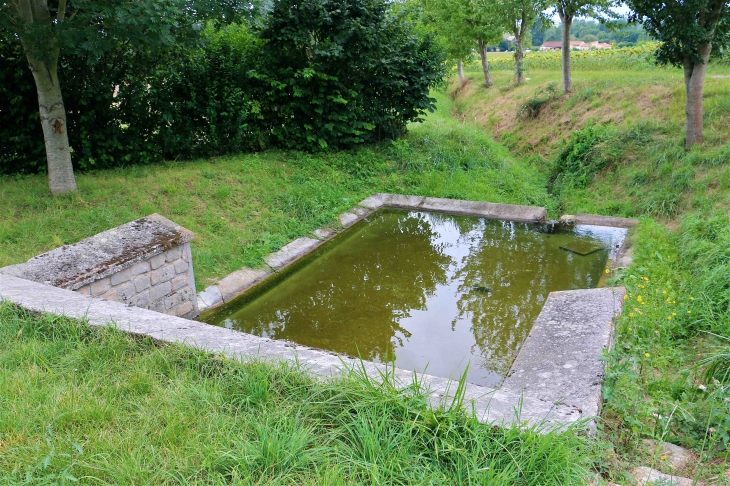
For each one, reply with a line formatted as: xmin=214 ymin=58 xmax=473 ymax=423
xmin=0 ymin=0 xmax=446 ymax=174
xmin=255 ymin=0 xmax=446 ymax=150
xmin=549 ymin=124 xmax=622 ymax=191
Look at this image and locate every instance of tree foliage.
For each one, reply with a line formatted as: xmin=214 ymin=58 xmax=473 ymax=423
xmin=0 ymin=0 xmax=446 ymax=173
xmin=255 ymin=0 xmax=447 ymax=150
xmin=627 ymin=0 xmax=729 ymax=68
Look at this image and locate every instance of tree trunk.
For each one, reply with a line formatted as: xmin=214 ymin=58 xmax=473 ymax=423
xmin=477 ymin=38 xmax=493 ymax=88
xmin=457 ymin=59 xmax=466 ymax=86
xmin=514 ymin=37 xmax=525 ymax=86
xmin=683 ymin=44 xmax=712 ymax=147
xmin=17 ymin=0 xmax=77 ymax=195
xmin=560 ymin=13 xmax=573 ymax=94
xmin=26 ymin=54 xmax=77 ymax=195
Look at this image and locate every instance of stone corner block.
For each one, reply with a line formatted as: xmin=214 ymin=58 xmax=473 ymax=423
xmin=198 ymin=285 xmax=223 ymax=309
xmin=218 ymin=267 xmax=271 ymax=302
xmin=265 ymin=238 xmax=320 ymax=270
xmin=338 ymin=212 xmax=360 ymax=228
xmin=313 ymin=228 xmax=336 ymax=240
xmin=359 ymin=193 xmax=392 ymax=209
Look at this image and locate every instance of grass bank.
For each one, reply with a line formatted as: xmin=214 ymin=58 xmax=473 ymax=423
xmin=0 ymin=303 xmax=591 ymax=484
xmin=0 ymin=92 xmax=549 ymax=288
xmin=450 ymin=63 xmax=730 ymax=482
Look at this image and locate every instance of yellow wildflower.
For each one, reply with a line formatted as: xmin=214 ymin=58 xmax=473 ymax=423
xmin=645 ymin=353 xmax=651 ymax=358
xmin=629 ymin=313 xmax=635 ymax=318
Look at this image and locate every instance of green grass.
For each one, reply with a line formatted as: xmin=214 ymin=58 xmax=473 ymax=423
xmin=449 ymin=60 xmax=730 ymax=482
xmin=0 ymin=303 xmax=591 ymax=485
xmin=0 ymin=92 xmax=550 ymax=288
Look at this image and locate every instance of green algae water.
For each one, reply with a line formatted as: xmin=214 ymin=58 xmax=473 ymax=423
xmin=203 ymin=210 xmax=625 ymax=386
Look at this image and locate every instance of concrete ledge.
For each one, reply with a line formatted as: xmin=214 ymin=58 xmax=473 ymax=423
xmin=502 ymin=287 xmax=625 ymax=418
xmin=358 ymin=193 xmax=391 ymax=209
xmin=217 ymin=267 xmax=271 ymax=302
xmin=198 ymin=286 xmax=223 ymax=310
xmin=338 ymin=212 xmax=361 ymax=227
xmin=358 ymin=194 xmax=547 ymax=224
xmin=0 ymin=214 xmax=193 ymax=291
xmin=0 ymin=274 xmax=584 ymax=429
xmin=265 ymin=238 xmax=322 ymax=270
xmin=576 ymin=214 xmax=639 ymax=228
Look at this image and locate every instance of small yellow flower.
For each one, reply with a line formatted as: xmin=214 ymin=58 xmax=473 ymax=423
xmin=690 ymin=297 xmax=695 ymax=300
xmin=645 ymin=353 xmax=651 ymax=358
xmin=662 ymin=290 xmax=667 ymax=295
xmin=624 ymin=294 xmax=629 ymax=300
xmin=605 ymin=268 xmax=610 ymax=274
xmin=687 ymin=310 xmax=691 ymax=314
xmin=628 ymin=327 xmax=633 ymax=331
xmin=661 ymin=454 xmax=667 ymax=461
xmin=667 ymin=315 xmax=672 ymax=320
xmin=629 ymin=313 xmax=635 ymax=318
xmin=672 ymin=312 xmax=676 ymax=316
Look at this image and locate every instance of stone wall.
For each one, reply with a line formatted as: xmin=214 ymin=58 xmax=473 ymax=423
xmin=0 ymin=214 xmax=199 ymax=319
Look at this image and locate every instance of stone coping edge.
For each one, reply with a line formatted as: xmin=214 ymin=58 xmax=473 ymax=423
xmin=198 ymin=194 xmax=547 ymax=312
xmin=501 ymin=287 xmax=626 ymax=419
xmin=575 ymin=214 xmax=639 ymax=228
xmin=0 ymin=213 xmax=194 ymax=291
xmin=0 ymin=273 xmax=587 ymax=430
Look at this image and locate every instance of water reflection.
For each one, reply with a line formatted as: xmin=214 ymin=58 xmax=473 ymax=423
xmin=205 ymin=210 xmax=622 ymax=386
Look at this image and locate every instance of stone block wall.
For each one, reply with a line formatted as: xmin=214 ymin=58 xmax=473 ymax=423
xmin=0 ymin=214 xmax=199 ymax=319
xmin=75 ymin=242 xmax=197 ymax=317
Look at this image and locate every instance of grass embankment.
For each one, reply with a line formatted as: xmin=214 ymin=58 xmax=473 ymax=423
xmin=0 ymin=303 xmax=590 ymax=484
xmin=452 ymin=62 xmax=730 ymax=482
xmin=0 ymin=92 xmax=549 ymax=288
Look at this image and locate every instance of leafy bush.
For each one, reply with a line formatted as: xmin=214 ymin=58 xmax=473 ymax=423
xmin=549 ymin=124 xmax=621 ymax=191
xmin=255 ymin=0 xmax=446 ymax=150
xmin=517 ymin=83 xmax=559 ymax=119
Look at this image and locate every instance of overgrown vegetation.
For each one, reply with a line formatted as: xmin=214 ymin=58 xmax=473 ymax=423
xmin=0 ymin=303 xmax=591 ymax=484
xmin=450 ymin=51 xmax=730 ymax=481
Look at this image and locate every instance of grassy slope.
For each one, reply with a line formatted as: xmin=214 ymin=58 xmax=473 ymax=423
xmin=0 ymin=92 xmax=549 ymax=288
xmin=451 ymin=63 xmax=730 ymax=483
xmin=0 ymin=303 xmax=591 ymax=484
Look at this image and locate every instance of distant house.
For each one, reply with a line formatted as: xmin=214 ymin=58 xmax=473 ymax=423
xmin=589 ymin=41 xmax=612 ymax=49
xmin=540 ymin=41 xmax=592 ymax=51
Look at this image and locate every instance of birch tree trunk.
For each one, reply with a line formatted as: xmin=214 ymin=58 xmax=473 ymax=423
xmin=477 ymin=38 xmax=493 ymax=88
xmin=18 ymin=0 xmax=77 ymax=195
xmin=457 ymin=59 xmax=466 ymax=86
xmin=560 ymin=13 xmax=573 ymax=94
xmin=683 ymin=44 xmax=712 ymax=147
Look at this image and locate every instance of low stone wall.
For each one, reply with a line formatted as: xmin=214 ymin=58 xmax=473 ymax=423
xmin=0 ymin=214 xmax=198 ymax=319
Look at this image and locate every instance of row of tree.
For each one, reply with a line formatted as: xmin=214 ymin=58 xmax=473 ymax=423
xmin=536 ymin=19 xmax=649 ymax=46
xmin=415 ymin=0 xmax=728 ymax=148
xmin=1 ymin=0 xmax=446 ymax=194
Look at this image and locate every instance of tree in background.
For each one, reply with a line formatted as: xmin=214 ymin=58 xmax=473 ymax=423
xmin=419 ymin=0 xmax=502 ymax=87
xmin=550 ymin=0 xmax=616 ymax=93
xmin=0 ymin=0 xmax=252 ymax=195
xmin=626 ymin=0 xmax=729 ymax=146
xmin=416 ymin=0 xmax=475 ymax=86
xmin=496 ymin=0 xmax=549 ymax=85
